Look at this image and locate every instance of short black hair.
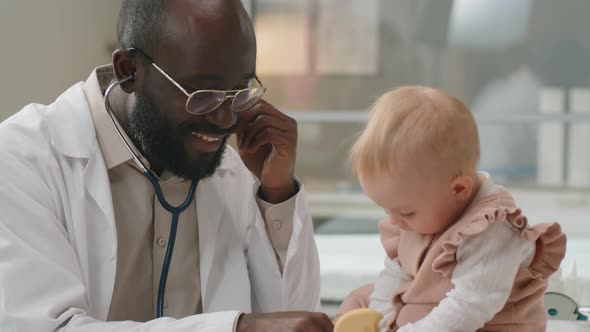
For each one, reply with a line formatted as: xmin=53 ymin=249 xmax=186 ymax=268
xmin=117 ymin=0 xmax=168 ymax=54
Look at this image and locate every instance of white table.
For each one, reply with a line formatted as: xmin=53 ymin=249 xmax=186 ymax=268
xmin=547 ymin=320 xmax=589 ymax=331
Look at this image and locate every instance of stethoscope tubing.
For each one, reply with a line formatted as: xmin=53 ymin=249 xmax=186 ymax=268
xmin=105 ymin=76 xmax=198 ymax=318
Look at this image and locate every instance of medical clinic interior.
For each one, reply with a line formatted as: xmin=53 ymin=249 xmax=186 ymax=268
xmin=0 ymin=0 xmax=589 ymax=331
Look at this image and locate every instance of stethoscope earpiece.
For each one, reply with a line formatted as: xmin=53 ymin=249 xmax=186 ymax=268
xmin=113 ymin=72 xmax=135 ymax=85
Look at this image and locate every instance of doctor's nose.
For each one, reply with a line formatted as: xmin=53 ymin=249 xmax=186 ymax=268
xmin=205 ymin=100 xmax=237 ymax=130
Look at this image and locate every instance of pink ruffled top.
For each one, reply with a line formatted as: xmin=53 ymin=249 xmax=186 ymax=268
xmin=379 ymin=174 xmax=567 ymax=331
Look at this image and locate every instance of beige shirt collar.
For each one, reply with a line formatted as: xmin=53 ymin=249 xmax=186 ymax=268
xmin=82 ymin=65 xmax=148 ymax=170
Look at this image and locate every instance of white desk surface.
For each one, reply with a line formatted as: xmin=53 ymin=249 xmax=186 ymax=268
xmin=547 ymin=320 xmax=589 ymax=331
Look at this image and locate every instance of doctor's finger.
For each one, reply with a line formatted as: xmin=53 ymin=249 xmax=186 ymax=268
xmin=248 ymin=128 xmax=296 ymax=154
xmin=235 ymin=101 xmax=293 ymax=135
xmin=312 ymin=312 xmax=334 ymax=332
xmin=241 ymin=115 xmax=296 ymax=150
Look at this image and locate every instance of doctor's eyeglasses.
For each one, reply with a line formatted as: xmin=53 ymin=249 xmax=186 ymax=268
xmin=129 ymin=47 xmax=267 ymax=116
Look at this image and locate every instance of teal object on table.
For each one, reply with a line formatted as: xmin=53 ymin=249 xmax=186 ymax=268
xmin=544 ymin=292 xmax=588 ymax=321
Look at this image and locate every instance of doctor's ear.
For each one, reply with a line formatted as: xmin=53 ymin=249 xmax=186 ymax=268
xmin=112 ymin=48 xmax=137 ymax=94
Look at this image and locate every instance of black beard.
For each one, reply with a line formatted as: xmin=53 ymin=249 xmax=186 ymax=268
xmin=126 ymin=94 xmax=232 ymax=180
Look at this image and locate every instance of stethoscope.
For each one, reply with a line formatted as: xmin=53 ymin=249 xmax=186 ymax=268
xmin=104 ymin=73 xmax=198 ymax=318
xmin=544 ymin=292 xmax=588 ymax=321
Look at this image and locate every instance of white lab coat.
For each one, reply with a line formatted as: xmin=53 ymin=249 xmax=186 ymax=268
xmin=0 ymin=82 xmax=321 ymax=331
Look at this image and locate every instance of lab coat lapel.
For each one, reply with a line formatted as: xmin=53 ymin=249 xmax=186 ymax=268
xmin=83 ymin=154 xmax=116 ymax=223
xmin=196 ymin=177 xmax=225 ymax=310
xmin=81 ymin=148 xmax=118 ymax=319
xmin=49 ymin=82 xmax=117 ymax=233
xmin=48 ymin=82 xmax=117 ymax=234
xmin=48 ymin=82 xmax=118 ymax=319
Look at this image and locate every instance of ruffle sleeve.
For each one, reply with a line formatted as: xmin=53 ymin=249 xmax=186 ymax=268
xmin=431 ymin=198 xmax=566 ymax=280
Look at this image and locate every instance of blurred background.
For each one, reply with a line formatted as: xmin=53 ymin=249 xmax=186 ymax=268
xmin=1 ymin=0 xmax=589 ymax=317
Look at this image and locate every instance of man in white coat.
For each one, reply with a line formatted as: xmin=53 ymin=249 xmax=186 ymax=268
xmin=0 ymin=0 xmax=332 ymax=331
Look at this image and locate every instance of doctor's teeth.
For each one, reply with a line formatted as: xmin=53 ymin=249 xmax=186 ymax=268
xmin=192 ymin=132 xmax=220 ymax=142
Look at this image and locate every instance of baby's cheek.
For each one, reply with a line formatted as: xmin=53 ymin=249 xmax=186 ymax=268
xmin=416 ymin=218 xmax=445 ymax=234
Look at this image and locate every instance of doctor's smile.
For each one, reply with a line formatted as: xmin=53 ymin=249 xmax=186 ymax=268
xmin=187 ymin=131 xmax=227 ymax=153
xmin=191 ymin=132 xmax=222 ymax=142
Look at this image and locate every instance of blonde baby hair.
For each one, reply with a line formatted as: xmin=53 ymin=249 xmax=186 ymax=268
xmin=350 ymin=86 xmax=480 ymax=179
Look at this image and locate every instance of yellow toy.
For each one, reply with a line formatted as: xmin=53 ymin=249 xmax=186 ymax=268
xmin=334 ymin=308 xmax=384 ymax=332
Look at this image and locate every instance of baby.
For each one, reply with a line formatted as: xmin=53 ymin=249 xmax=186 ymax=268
xmin=342 ymin=86 xmax=566 ymax=331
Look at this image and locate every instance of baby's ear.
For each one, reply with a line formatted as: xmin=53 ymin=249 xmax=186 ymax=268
xmin=450 ymin=175 xmax=474 ymax=201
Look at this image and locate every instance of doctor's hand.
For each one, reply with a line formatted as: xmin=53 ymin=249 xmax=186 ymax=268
xmin=237 ymin=312 xmax=334 ymax=332
xmin=235 ymin=100 xmax=298 ymax=204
